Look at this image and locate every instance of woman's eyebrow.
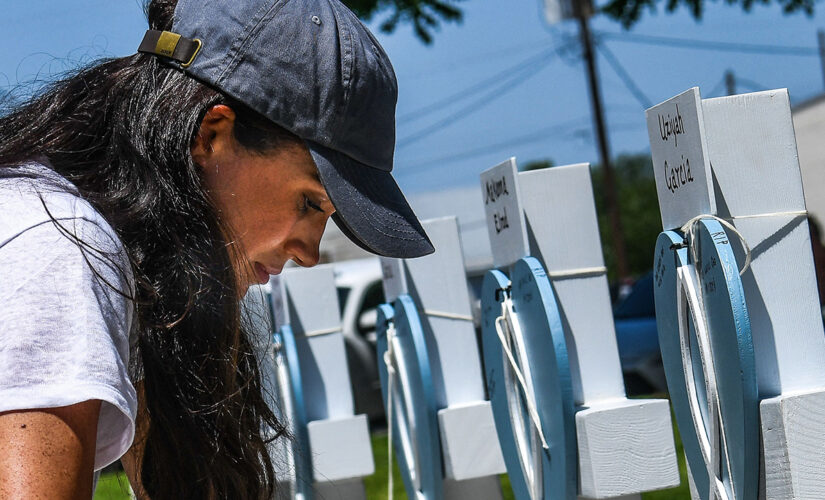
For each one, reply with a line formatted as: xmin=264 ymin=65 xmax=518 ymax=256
xmin=310 ymin=170 xmax=329 ymax=197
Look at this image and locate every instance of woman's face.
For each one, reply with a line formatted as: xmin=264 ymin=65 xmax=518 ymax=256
xmin=192 ymin=105 xmax=335 ymax=293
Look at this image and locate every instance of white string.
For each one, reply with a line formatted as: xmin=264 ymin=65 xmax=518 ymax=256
xmin=422 ymin=309 xmax=474 ymax=322
xmin=300 ymin=326 xmax=341 ymax=337
xmin=546 ymin=266 xmax=607 ymax=280
xmin=680 ymin=214 xmax=752 ymax=277
xmin=729 ymin=210 xmax=807 ymax=220
xmin=680 ymin=210 xmax=807 ymax=277
xmin=383 ymin=321 xmax=398 ymax=500
xmin=494 ymin=293 xmax=550 ymax=450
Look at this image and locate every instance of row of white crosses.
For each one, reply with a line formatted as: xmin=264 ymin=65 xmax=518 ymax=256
xmin=244 ymin=86 xmax=825 ymax=500
xmin=477 ymin=159 xmax=679 ymax=499
xmin=646 ymin=87 xmax=825 ymax=499
xmin=372 ymin=161 xmax=684 ymax=499
xmin=246 ymin=266 xmax=375 ymax=500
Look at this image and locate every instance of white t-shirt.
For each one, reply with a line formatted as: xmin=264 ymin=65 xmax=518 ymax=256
xmin=0 ymin=161 xmax=137 ymax=472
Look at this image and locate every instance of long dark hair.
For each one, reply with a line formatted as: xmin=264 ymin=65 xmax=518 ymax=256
xmin=0 ymin=1 xmax=296 ymax=498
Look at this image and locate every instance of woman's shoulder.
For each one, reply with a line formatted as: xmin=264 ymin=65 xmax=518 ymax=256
xmin=0 ymin=160 xmax=134 ymax=296
xmin=0 ymin=160 xmax=126 ymax=255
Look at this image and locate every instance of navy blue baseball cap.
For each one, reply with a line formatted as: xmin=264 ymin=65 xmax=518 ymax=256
xmin=139 ymin=0 xmax=434 ymax=258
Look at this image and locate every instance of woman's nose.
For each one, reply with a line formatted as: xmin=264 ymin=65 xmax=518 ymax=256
xmin=286 ymin=233 xmax=322 ymax=267
xmin=288 ymin=216 xmax=329 ymax=267
xmin=293 ymin=245 xmax=320 ymax=267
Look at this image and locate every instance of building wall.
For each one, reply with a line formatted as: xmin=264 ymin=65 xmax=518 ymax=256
xmin=794 ymin=95 xmax=825 ymax=237
xmin=319 ymin=183 xmax=494 ymax=270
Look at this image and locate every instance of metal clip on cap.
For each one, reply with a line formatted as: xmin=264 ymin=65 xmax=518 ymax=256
xmin=138 ymin=29 xmax=202 ymax=68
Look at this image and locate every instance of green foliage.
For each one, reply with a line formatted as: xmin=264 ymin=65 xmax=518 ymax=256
xmin=345 ymin=0 xmax=816 ymax=43
xmin=519 ymin=159 xmax=555 ymax=171
xmin=343 ymin=0 xmax=464 ymax=44
xmin=590 ymin=153 xmax=661 ymax=281
xmin=601 ymin=0 xmax=815 ymax=29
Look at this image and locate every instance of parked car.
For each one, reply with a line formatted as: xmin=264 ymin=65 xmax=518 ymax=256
xmin=332 ymin=258 xmax=385 ymax=421
xmin=612 ymin=272 xmax=668 ymax=395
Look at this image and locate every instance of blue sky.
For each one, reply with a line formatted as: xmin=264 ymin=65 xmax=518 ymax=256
xmin=3 ymin=0 xmax=823 ymax=194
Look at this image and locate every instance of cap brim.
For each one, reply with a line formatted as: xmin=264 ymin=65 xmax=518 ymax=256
xmin=307 ymin=141 xmax=434 ymax=258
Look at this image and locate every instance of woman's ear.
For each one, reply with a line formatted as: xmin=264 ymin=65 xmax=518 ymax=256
xmin=191 ymin=104 xmax=237 ymax=167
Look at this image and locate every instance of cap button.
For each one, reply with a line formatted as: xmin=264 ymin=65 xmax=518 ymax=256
xmin=311 ymin=15 xmax=321 ymax=25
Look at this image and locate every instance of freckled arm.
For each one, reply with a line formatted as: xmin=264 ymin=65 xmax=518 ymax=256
xmin=0 ymin=400 xmax=101 ymax=499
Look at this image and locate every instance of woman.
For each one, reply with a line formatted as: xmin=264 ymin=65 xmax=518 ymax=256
xmin=0 ymin=0 xmax=432 ymax=498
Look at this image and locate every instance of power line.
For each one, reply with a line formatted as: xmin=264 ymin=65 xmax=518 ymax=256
xmin=398 ymin=43 xmax=566 ymax=125
xmin=401 ymin=38 xmax=559 ymax=81
xmin=398 ymin=108 xmax=651 ymax=175
xmin=396 ymin=51 xmax=556 ymax=149
xmin=397 ymin=116 xmax=593 ymax=172
xmin=598 ymin=31 xmax=819 ymax=56
xmin=595 ymin=42 xmax=652 ymax=109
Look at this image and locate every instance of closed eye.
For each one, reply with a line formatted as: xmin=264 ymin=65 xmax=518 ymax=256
xmin=306 ymin=197 xmax=324 ymax=213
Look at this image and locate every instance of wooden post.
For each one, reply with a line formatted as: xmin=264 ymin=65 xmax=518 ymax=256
xmin=704 ymin=90 xmax=825 ymax=499
xmin=479 ymin=158 xmax=679 ymax=499
xmin=265 ymin=266 xmax=375 ymax=499
xmin=647 ymin=87 xmax=825 ymax=499
xmin=724 ymin=70 xmax=736 ymax=96
xmin=379 ymin=216 xmax=506 ymax=499
xmin=577 ymin=9 xmax=630 ymax=280
xmin=818 ymin=30 xmax=825 ymax=91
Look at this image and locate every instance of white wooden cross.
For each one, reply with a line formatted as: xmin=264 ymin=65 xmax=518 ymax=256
xmin=381 ymin=216 xmax=507 ymax=499
xmin=480 ymin=158 xmax=680 ymax=499
xmin=264 ymin=266 xmax=375 ymax=499
xmin=648 ymin=87 xmax=825 ymax=499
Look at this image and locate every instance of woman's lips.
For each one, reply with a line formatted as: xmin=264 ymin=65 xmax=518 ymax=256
xmin=253 ymin=262 xmax=283 ymax=284
xmin=254 ymin=262 xmax=270 ymax=285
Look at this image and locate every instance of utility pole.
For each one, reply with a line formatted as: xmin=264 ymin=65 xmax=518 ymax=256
xmin=576 ymin=3 xmax=630 ymax=280
xmin=725 ymin=70 xmax=736 ymax=96
xmin=818 ymin=30 xmax=825 ymax=91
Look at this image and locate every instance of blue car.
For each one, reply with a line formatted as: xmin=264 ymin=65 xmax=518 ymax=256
xmin=613 ymin=272 xmax=667 ymax=394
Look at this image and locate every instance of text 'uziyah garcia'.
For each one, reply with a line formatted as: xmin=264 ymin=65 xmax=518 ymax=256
xmin=658 ymin=104 xmax=685 ymax=148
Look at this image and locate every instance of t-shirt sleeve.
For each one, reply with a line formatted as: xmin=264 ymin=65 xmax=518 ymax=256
xmin=0 ymin=215 xmax=137 ymax=471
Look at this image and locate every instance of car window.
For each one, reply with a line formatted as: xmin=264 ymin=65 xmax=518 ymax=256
xmin=357 ymin=281 xmax=385 ymax=336
xmin=337 ymin=286 xmax=350 ymax=316
xmin=362 ymin=281 xmax=385 ymax=311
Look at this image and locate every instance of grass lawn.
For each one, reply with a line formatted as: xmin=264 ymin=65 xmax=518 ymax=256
xmin=365 ymin=416 xmax=690 ymax=500
xmin=95 ymin=406 xmax=691 ymax=499
xmin=93 ymin=471 xmax=132 ymax=500
xmin=364 ymin=433 xmax=517 ymax=499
